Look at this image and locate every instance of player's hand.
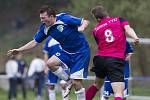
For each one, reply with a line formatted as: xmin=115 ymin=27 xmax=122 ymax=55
xmin=125 ymin=55 xmax=131 ymax=61
xmin=133 ymin=38 xmax=139 ymax=45
xmin=7 ymin=49 xmax=20 ymax=57
xmin=78 ymin=26 xmax=85 ymax=32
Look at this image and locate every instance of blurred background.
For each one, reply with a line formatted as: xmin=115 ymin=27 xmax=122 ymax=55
xmin=0 ymin=0 xmax=150 ymax=100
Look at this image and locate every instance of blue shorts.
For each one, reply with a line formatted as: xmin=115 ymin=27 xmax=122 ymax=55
xmin=124 ymin=61 xmax=130 ymax=78
xmin=54 ymin=49 xmax=90 ymax=79
xmin=46 ymin=70 xmax=58 ymax=85
xmin=103 ymin=79 xmax=129 ymax=97
xmin=46 ymin=69 xmax=69 ymax=85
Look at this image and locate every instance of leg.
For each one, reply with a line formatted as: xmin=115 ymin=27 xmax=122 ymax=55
xmin=12 ymin=78 xmax=17 ymax=99
xmin=60 ymin=80 xmax=69 ymax=100
xmin=86 ymin=56 xmax=107 ymax=100
xmin=111 ymin=82 xmax=124 ymax=100
xmin=46 ymin=70 xmax=58 ymax=100
xmin=101 ymin=78 xmax=114 ymax=100
xmin=46 ymin=55 xmax=69 ymax=81
xmin=47 ymin=85 xmax=56 ymax=100
xmin=71 ymin=79 xmax=85 ymax=100
xmin=106 ymin=57 xmax=125 ymax=100
xmin=123 ymin=79 xmax=129 ymax=100
xmin=8 ymin=78 xmax=13 ymax=100
xmin=100 ymin=84 xmax=110 ymax=100
xmin=46 ymin=52 xmax=71 ymax=98
xmin=86 ymin=77 xmax=104 ymax=100
xmin=20 ymin=78 xmax=27 ymax=99
xmin=69 ymin=51 xmax=90 ymax=100
xmin=37 ymin=72 xmax=45 ymax=99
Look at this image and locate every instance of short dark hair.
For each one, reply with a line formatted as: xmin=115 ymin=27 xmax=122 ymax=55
xmin=39 ymin=5 xmax=56 ymax=17
xmin=91 ymin=5 xmax=108 ymax=19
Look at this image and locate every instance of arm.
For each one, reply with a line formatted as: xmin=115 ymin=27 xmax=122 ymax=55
xmin=43 ymin=53 xmax=49 ymax=75
xmin=124 ymin=25 xmax=139 ymax=44
xmin=7 ymin=40 xmax=38 ymax=56
xmin=125 ymin=41 xmax=134 ymax=61
xmin=61 ymin=14 xmax=89 ymax=32
xmin=78 ymin=20 xmax=89 ymax=32
xmin=17 ymin=40 xmax=38 ymax=52
xmin=125 ymin=53 xmax=133 ymax=61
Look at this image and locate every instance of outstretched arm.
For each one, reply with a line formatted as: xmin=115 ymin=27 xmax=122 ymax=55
xmin=7 ymin=39 xmax=38 ymax=56
xmin=124 ymin=25 xmax=139 ymax=44
xmin=78 ymin=20 xmax=89 ymax=32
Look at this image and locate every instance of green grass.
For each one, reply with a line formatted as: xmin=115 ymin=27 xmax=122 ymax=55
xmin=0 ymin=79 xmax=149 ymax=100
xmin=0 ymin=89 xmax=102 ymax=100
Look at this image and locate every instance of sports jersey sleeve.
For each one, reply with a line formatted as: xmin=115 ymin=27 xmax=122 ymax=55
xmin=33 ymin=24 xmax=48 ymax=43
xmin=120 ymin=17 xmax=129 ymax=27
xmin=126 ymin=41 xmax=134 ymax=54
xmin=61 ymin=14 xmax=83 ymax=26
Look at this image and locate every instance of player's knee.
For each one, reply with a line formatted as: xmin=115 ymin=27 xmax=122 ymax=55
xmin=46 ymin=60 xmax=53 ymax=66
xmin=46 ymin=60 xmax=58 ymax=70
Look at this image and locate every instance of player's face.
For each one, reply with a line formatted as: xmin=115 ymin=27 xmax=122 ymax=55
xmin=40 ymin=12 xmax=55 ymax=26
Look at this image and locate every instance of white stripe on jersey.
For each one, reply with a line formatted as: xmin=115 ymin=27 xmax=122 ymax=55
xmin=56 ymin=13 xmax=66 ymax=17
xmin=48 ymin=38 xmax=60 ymax=48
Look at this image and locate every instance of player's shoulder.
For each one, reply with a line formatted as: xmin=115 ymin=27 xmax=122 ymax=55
xmin=109 ymin=16 xmax=127 ymax=22
xmin=118 ymin=17 xmax=128 ymax=22
xmin=56 ymin=13 xmax=67 ymax=17
xmin=37 ymin=23 xmax=45 ymax=31
xmin=56 ymin=13 xmax=69 ymax=19
xmin=55 ymin=13 xmax=69 ymax=24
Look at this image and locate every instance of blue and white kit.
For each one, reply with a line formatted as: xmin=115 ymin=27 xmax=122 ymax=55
xmin=35 ymin=13 xmax=90 ymax=79
xmin=43 ymin=36 xmax=69 ymax=84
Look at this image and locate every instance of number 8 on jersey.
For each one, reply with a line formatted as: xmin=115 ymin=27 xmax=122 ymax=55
xmin=104 ymin=29 xmax=114 ymax=43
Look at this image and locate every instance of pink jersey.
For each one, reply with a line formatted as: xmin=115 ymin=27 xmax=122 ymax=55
xmin=92 ymin=17 xmax=129 ymax=59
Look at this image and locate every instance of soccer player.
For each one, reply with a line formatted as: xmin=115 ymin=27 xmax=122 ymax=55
xmin=43 ymin=36 xmax=69 ymax=100
xmin=101 ymin=41 xmax=134 ymax=100
xmin=7 ymin=5 xmax=90 ymax=100
xmin=86 ymin=5 xmax=139 ymax=100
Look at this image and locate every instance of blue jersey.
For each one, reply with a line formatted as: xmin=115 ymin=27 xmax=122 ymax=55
xmin=125 ymin=41 xmax=133 ymax=55
xmin=124 ymin=41 xmax=134 ymax=78
xmin=43 ymin=36 xmax=62 ymax=58
xmin=34 ymin=13 xmax=89 ymax=53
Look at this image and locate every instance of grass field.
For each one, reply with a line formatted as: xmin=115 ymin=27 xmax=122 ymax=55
xmin=0 ymin=89 xmax=104 ymax=100
xmin=1 ymin=88 xmax=150 ymax=100
xmin=0 ymin=79 xmax=149 ymax=100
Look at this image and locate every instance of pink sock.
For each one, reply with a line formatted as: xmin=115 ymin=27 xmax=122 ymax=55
xmin=86 ymin=85 xmax=98 ymax=100
xmin=114 ymin=97 xmax=123 ymax=100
